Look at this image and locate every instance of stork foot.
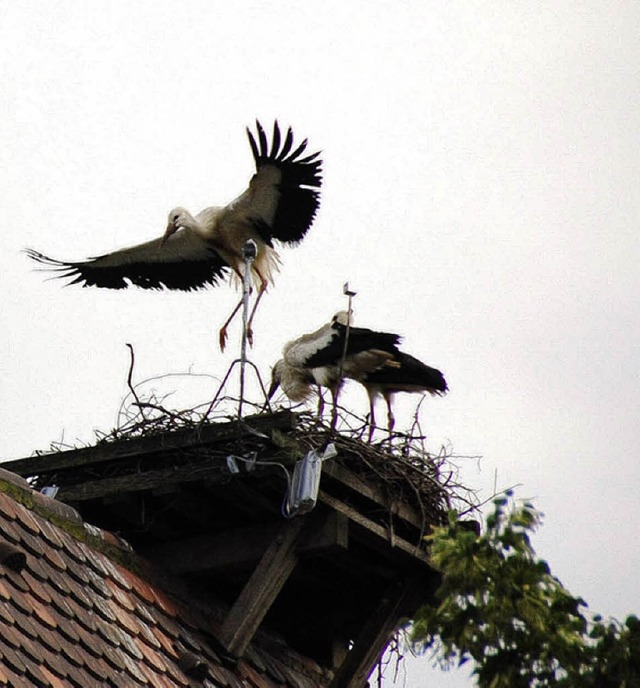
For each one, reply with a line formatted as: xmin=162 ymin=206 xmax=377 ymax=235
xmin=219 ymin=326 xmax=228 ymax=353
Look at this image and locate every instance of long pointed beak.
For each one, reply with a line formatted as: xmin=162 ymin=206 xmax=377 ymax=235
xmin=267 ymin=378 xmax=280 ymax=401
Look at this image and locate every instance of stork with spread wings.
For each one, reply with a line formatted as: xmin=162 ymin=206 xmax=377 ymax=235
xmin=26 ymin=120 xmax=323 ymax=351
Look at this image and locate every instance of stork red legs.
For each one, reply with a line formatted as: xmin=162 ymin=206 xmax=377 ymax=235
xmin=27 ymin=120 xmax=322 ymax=352
xmin=217 ymin=271 xmax=269 ymax=351
xmin=268 ymin=312 xmax=448 ymax=438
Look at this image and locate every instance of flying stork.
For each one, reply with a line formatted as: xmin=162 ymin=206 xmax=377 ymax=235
xmin=26 ymin=120 xmax=323 ymax=351
xmin=268 ymin=312 xmax=448 ymax=436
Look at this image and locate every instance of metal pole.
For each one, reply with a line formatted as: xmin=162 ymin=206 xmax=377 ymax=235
xmin=337 ymin=281 xmax=356 ymax=378
xmin=238 ymin=240 xmax=257 ymax=420
xmin=332 ymin=282 xmax=357 ymax=432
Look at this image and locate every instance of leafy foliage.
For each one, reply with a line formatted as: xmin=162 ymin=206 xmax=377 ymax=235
xmin=410 ymin=492 xmax=640 ymax=687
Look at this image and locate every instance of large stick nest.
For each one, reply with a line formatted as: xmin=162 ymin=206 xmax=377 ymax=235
xmin=33 ymin=358 xmax=478 ymax=527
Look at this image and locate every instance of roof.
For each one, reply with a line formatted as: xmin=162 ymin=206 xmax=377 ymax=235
xmin=0 ymin=467 xmax=330 ymax=688
xmin=1 ymin=410 xmax=451 ymax=688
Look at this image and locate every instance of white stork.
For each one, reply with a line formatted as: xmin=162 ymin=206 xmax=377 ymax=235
xmin=268 ymin=312 xmax=448 ymax=436
xmin=26 ymin=120 xmax=323 ymax=351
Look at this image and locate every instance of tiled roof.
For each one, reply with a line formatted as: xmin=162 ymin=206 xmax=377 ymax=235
xmin=0 ymin=468 xmax=331 ymax=688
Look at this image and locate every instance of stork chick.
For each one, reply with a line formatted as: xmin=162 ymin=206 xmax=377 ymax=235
xmin=26 ymin=120 xmax=323 ymax=351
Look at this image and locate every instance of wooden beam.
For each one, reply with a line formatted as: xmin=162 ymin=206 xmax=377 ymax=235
xmin=219 ymin=518 xmax=305 ymax=656
xmin=142 ymin=512 xmax=348 ymax=574
xmin=317 ymin=491 xmax=430 ymax=565
xmin=55 ymin=458 xmax=234 ymax=502
xmin=323 ymin=462 xmax=423 ymax=529
xmin=330 ymin=573 xmax=428 ymax=688
xmin=3 ymin=410 xmax=296 ymax=477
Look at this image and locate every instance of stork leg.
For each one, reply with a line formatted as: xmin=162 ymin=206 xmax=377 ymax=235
xmin=384 ymin=393 xmax=396 ymax=437
xmin=367 ymin=395 xmax=377 ymax=443
xmin=219 ymin=298 xmax=244 ymax=352
xmin=245 ymin=275 xmax=268 ymax=347
xmin=218 ymin=266 xmax=248 ymax=352
xmin=316 ymin=386 xmax=325 ymax=418
xmin=329 ymin=385 xmax=342 ymax=433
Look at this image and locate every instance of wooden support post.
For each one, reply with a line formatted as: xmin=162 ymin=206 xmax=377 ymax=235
xmin=219 ymin=518 xmax=305 ymax=657
xmin=329 ymin=573 xmax=426 ymax=688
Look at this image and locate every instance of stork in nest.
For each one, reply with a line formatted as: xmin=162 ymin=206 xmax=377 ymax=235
xmin=268 ymin=312 xmax=448 ymax=437
xmin=26 ymin=120 xmax=322 ymax=351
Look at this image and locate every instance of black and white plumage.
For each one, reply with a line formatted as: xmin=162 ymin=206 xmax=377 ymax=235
xmin=268 ymin=312 xmax=448 ymax=435
xmin=358 ymin=350 xmax=448 ymax=436
xmin=26 ymin=120 xmax=322 ymax=350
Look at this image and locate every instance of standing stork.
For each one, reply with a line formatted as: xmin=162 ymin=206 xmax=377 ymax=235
xmin=357 ymin=349 xmax=448 ymax=438
xmin=26 ymin=120 xmax=323 ymax=351
xmin=268 ymin=312 xmax=399 ymax=414
xmin=268 ymin=312 xmax=448 ymax=437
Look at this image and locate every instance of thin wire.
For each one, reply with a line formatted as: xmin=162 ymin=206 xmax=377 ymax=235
xmin=228 ymin=453 xmax=294 ymax=518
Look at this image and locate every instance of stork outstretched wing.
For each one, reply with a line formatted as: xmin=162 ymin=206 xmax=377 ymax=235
xmin=25 ymin=229 xmax=229 ymax=291
xmin=231 ymin=120 xmax=323 ymax=246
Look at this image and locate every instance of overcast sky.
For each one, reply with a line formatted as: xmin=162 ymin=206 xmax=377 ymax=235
xmin=2 ymin=2 xmax=639 ymax=685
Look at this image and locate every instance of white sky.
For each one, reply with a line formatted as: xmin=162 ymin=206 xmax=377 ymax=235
xmin=2 ymin=2 xmax=639 ymax=685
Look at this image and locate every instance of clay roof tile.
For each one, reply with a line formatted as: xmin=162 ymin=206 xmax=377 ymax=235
xmin=0 ymin=519 xmax=23 ymax=544
xmin=37 ymin=518 xmax=65 ymax=550
xmin=41 ymin=544 xmax=68 ymax=572
xmin=4 ymin=567 xmax=30 ymax=594
xmin=112 ymin=562 xmax=135 ymax=591
xmin=22 ymin=569 xmax=53 ymax=604
xmin=92 ymin=594 xmax=118 ymax=624
xmin=106 ymin=575 xmax=137 ymax=612
xmin=16 ymin=508 xmax=42 ymax=537
xmin=136 ymin=634 xmax=171 ymax=674
xmin=0 ymin=494 xmax=19 ymax=520
xmin=40 ymin=665 xmax=68 ymax=688
xmin=239 ymin=659 xmax=278 ymax=688
xmin=63 ymin=539 xmax=89 ymax=568
xmin=121 ymin=650 xmax=151 ymax=684
xmin=0 ymin=644 xmax=28 ymax=675
xmin=32 ymin=602 xmax=58 ymax=630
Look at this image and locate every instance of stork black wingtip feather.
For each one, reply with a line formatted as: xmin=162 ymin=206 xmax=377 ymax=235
xmin=270 ymin=121 xmax=281 ymax=156
xmin=247 ymin=126 xmax=260 ymax=162
xmin=277 ymin=127 xmax=295 ymax=160
xmin=256 ymin=120 xmax=268 ymax=155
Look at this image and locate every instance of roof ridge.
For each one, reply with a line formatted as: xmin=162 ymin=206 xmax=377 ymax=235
xmin=0 ymin=467 xmax=136 ymax=567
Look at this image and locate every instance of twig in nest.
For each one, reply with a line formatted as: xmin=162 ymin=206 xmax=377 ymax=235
xmin=125 ymin=343 xmax=147 ymax=422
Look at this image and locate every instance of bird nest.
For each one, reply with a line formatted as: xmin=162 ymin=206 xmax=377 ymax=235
xmin=33 ymin=356 xmax=477 ymax=528
xmin=100 ymin=374 xmax=476 ymax=527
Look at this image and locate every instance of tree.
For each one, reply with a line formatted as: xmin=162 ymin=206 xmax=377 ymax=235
xmin=409 ymin=492 xmax=640 ymax=687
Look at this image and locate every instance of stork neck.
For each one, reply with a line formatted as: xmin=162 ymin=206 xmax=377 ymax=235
xmin=180 ymin=211 xmax=204 ymax=233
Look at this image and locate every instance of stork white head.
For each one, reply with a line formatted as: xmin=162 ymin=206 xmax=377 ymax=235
xmin=332 ymin=310 xmax=353 ymax=327
xmin=160 ymin=207 xmax=193 ymax=247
